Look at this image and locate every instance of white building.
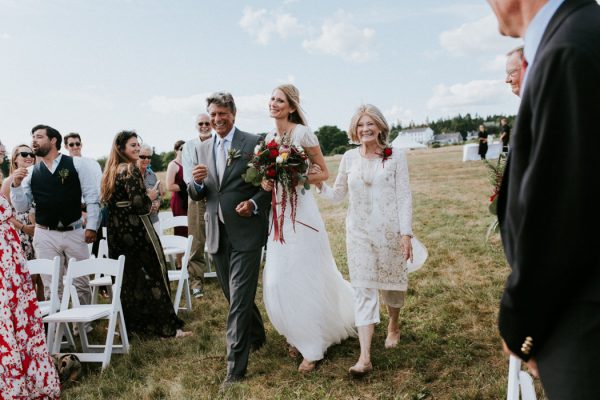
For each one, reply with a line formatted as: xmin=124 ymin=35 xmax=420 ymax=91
xmin=397 ymin=127 xmax=434 ymax=144
xmin=391 ymin=135 xmax=427 ymax=149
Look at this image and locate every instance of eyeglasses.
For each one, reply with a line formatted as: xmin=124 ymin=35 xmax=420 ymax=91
xmin=68 ymin=142 xmax=81 ymax=147
xmin=506 ymin=68 xmax=520 ymax=78
xmin=198 ymin=122 xmax=211 ymax=127
xmin=19 ymin=152 xmax=35 ymax=158
xmin=138 ymin=155 xmax=152 ymax=160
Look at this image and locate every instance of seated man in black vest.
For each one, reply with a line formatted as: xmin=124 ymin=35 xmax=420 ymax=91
xmin=11 ymin=125 xmax=99 ymax=309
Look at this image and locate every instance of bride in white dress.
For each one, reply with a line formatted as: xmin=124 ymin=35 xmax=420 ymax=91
xmin=261 ymin=84 xmax=355 ymax=373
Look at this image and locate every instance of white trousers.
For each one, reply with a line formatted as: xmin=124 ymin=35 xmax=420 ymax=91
xmin=354 ymin=287 xmax=406 ymax=327
xmin=33 ymin=227 xmax=91 ymax=306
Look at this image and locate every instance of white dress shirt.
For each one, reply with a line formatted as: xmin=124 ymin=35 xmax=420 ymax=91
xmin=10 ymin=153 xmax=101 ymax=230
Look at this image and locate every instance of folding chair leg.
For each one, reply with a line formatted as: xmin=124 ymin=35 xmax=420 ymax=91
xmin=91 ymin=286 xmax=99 ymax=305
xmin=102 ymin=313 xmax=118 ymax=370
xmin=79 ymin=323 xmax=90 ymax=352
xmin=183 ymin=278 xmax=192 ymax=311
xmin=117 ymin=308 xmax=129 ymax=353
xmin=173 ymin=279 xmax=184 ymax=315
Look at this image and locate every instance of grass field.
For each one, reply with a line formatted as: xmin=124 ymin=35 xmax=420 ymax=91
xmin=62 ymin=145 xmax=539 ymax=399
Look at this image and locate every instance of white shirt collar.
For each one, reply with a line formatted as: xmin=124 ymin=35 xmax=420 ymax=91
xmin=217 ymin=126 xmax=236 ymax=145
xmin=522 ymin=0 xmax=565 ymax=89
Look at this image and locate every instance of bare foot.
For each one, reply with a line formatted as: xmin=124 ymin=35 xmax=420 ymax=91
xmin=349 ymin=361 xmax=373 ymax=377
xmin=175 ymin=329 xmax=193 ymax=339
xmin=298 ymin=359 xmax=316 ymax=373
xmin=385 ymin=329 xmax=400 ymax=349
xmin=288 ymin=344 xmax=299 ymax=358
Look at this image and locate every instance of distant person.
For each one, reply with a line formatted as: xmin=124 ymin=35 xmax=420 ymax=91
xmin=101 ymin=130 xmax=192 ymax=339
xmin=0 ymin=140 xmax=7 ymax=179
xmin=181 ymin=113 xmax=213 ymax=298
xmin=489 ymin=0 xmax=600 ymax=398
xmin=166 ymin=140 xmax=188 ymax=237
xmin=166 ymin=140 xmax=188 ymax=268
xmin=505 ymin=46 xmax=524 ymax=97
xmin=499 ymin=118 xmax=510 ymax=153
xmin=477 ymin=124 xmax=488 ymax=160
xmin=136 ymin=143 xmax=161 ymax=225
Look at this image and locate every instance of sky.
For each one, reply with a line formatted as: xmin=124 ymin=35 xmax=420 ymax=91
xmin=0 ymin=0 xmax=530 ymax=158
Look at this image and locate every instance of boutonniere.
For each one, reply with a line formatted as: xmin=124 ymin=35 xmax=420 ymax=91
xmin=227 ymin=148 xmax=242 ymax=166
xmin=58 ymin=168 xmax=70 ymax=184
xmin=381 ymin=146 xmax=393 ymax=166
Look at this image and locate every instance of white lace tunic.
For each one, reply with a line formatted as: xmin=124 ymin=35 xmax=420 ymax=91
xmin=320 ymin=148 xmax=413 ymax=290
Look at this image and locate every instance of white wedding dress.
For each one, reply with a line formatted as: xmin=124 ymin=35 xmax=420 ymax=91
xmin=262 ymin=125 xmax=356 ymax=361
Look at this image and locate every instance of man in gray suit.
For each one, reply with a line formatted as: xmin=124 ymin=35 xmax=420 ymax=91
xmin=188 ymin=92 xmax=270 ymax=384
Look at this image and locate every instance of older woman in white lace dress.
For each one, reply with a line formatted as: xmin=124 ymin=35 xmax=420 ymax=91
xmin=317 ymin=104 xmax=413 ymax=377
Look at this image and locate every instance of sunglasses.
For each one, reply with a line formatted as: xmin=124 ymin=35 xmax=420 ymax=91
xmin=198 ymin=122 xmax=211 ymax=127
xmin=19 ymin=152 xmax=35 ymax=158
xmin=68 ymin=142 xmax=81 ymax=147
xmin=138 ymin=155 xmax=152 ymax=160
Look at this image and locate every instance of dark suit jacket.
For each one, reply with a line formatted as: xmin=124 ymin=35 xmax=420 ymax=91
xmin=187 ymin=129 xmax=270 ymax=253
xmin=497 ymin=0 xmax=600 ymax=360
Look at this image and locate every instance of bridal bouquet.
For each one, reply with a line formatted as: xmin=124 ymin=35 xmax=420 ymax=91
xmin=243 ymin=135 xmax=310 ymax=243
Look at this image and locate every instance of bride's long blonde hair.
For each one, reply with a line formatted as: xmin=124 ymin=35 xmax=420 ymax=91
xmin=100 ymin=130 xmax=138 ymax=203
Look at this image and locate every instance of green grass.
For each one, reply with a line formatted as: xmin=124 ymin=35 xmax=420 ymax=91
xmin=63 ymin=146 xmax=530 ymax=399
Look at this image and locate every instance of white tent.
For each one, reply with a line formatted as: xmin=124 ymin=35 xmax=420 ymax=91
xmin=391 ymin=136 xmax=427 ymax=149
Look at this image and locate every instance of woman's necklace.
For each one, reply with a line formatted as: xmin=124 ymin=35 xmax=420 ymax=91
xmin=359 ymin=146 xmax=379 ymax=186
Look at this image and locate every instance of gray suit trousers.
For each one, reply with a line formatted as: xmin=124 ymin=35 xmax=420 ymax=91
xmin=212 ymin=221 xmax=265 ymax=379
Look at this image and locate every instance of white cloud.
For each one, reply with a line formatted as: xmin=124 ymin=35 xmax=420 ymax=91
xmin=1 ymin=33 xmax=10 ymax=40
xmin=277 ymin=74 xmax=296 ymax=84
xmin=239 ymin=6 xmax=306 ymax=45
xmin=384 ymin=105 xmax=415 ymax=126
xmin=440 ymin=14 xmax=521 ymax=57
xmin=482 ymin=54 xmax=507 ymax=73
xmin=302 ymin=12 xmax=377 ymax=63
xmin=427 ymin=79 xmax=513 ymax=114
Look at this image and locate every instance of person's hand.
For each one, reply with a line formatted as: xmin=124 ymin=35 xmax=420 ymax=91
xmin=150 ymin=200 xmax=160 ymax=213
xmin=401 ymin=235 xmax=413 ymax=262
xmin=146 ymin=187 xmax=158 ymax=201
xmin=192 ymin=164 xmax=208 ymax=183
xmin=308 ymin=164 xmax=322 ymax=175
xmin=84 ymin=229 xmax=97 ymax=244
xmin=235 ymin=200 xmax=255 ymax=217
xmin=261 ymin=179 xmax=274 ymax=192
xmin=502 ymin=339 xmax=539 ymax=378
xmin=11 ymin=167 xmax=28 ymax=187
xmin=22 ymin=224 xmax=35 ymax=237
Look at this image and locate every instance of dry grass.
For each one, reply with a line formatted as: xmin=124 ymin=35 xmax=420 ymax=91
xmin=63 ymin=146 xmax=521 ymax=399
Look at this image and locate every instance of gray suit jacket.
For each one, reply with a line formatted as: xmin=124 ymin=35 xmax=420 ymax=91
xmin=187 ymin=129 xmax=270 ymax=253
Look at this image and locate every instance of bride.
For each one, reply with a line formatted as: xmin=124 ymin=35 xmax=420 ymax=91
xmin=261 ymin=84 xmax=355 ymax=373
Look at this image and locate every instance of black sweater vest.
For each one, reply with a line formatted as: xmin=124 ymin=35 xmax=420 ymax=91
xmin=31 ymin=155 xmax=82 ymax=227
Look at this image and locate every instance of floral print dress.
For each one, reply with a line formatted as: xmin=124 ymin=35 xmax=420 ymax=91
xmin=0 ymin=194 xmax=60 ymax=399
xmin=106 ymin=166 xmax=184 ymax=337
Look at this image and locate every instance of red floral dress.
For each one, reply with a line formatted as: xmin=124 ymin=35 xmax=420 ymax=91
xmin=0 ymin=195 xmax=60 ymax=399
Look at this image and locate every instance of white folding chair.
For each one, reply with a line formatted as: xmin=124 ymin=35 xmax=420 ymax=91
xmin=506 ymin=355 xmax=537 ymax=400
xmin=44 ymin=255 xmax=129 ymax=370
xmin=158 ymin=215 xmax=188 ymax=268
xmin=26 ymin=256 xmax=75 ymax=351
xmin=161 ymin=235 xmax=193 ymax=314
xmin=89 ymin=239 xmax=113 ymax=304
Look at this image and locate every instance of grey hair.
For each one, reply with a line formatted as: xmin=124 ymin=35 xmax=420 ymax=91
xmin=206 ymin=92 xmax=236 ymax=114
xmin=140 ymin=143 xmax=153 ymax=154
xmin=506 ymin=45 xmax=524 ymax=59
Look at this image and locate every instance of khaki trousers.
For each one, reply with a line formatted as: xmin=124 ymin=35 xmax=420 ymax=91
xmin=187 ymin=198 xmax=207 ymax=290
xmin=33 ymin=227 xmax=92 ymax=306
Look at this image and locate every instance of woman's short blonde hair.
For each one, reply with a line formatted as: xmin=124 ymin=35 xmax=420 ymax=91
xmin=347 ymin=104 xmax=390 ymax=147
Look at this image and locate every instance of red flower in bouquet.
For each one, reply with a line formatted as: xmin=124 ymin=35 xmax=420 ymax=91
xmin=242 ymin=133 xmax=310 ymax=243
